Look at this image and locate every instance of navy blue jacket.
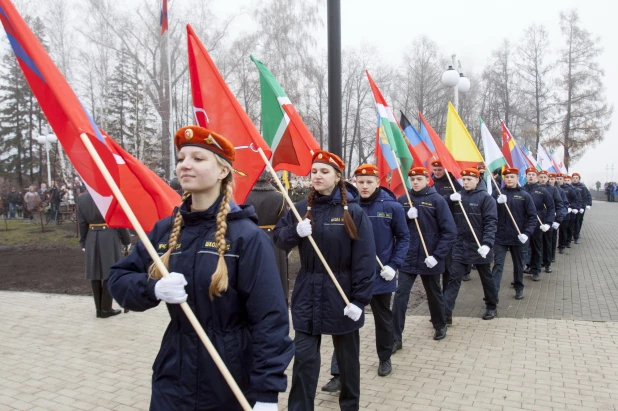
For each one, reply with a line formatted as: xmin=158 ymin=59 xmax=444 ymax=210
xmin=108 ymin=197 xmax=293 ymax=409
xmin=477 ymin=173 xmax=488 ymax=191
xmin=446 ymin=188 xmax=498 ymax=264
xmin=523 ymin=183 xmax=555 ymax=225
xmin=556 ymin=185 xmax=570 ymax=221
xmin=573 ymin=182 xmax=592 ymax=207
xmin=360 ymin=187 xmax=410 ymax=295
xmin=432 ymin=172 xmax=462 ymax=196
xmin=544 ymin=183 xmax=566 ymax=222
xmin=398 ymin=186 xmax=457 ymax=275
xmin=273 ymin=183 xmax=376 ymax=336
xmin=561 ymin=183 xmax=582 ymax=210
xmin=492 ymin=187 xmax=537 ymax=246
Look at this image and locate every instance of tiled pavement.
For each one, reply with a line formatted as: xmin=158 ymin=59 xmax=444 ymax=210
xmin=1 ymin=201 xmax=618 ymax=410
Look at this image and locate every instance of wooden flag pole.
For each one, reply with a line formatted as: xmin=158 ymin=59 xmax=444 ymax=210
xmin=376 ymin=255 xmax=385 ymax=270
xmin=79 ymin=134 xmax=252 ymax=411
xmin=443 ymin=168 xmax=483 ymax=250
xmin=257 ymin=148 xmax=351 ymax=307
xmin=486 ymin=168 xmax=522 ymax=236
xmin=391 ymin=150 xmax=429 ymax=258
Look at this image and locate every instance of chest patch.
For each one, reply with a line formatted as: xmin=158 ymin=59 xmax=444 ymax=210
xmin=158 ymin=242 xmax=181 ymax=250
xmin=376 ymin=212 xmax=392 ymax=218
xmin=202 ymin=241 xmax=231 ymax=250
xmin=330 ymin=217 xmax=343 ymax=222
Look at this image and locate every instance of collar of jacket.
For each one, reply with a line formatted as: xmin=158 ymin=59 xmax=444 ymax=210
xmin=525 ymin=182 xmax=540 ymax=189
xmin=314 ymin=182 xmax=360 ymax=206
xmin=176 ymin=194 xmax=257 ymax=226
xmin=360 ymin=187 xmax=381 ymax=204
xmin=462 ymin=187 xmax=482 ymax=195
xmin=410 ymin=186 xmax=435 ymax=197
xmin=503 ymin=186 xmax=522 ymax=192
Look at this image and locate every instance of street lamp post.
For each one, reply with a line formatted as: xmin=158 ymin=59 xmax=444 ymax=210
xmin=36 ymin=133 xmax=58 ymax=186
xmin=441 ymin=54 xmax=470 ymax=112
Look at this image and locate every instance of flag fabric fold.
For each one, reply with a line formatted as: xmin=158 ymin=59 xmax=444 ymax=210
xmin=250 ymin=55 xmax=319 ymax=176
xmin=521 ymin=145 xmax=541 ymax=170
xmin=419 ymin=111 xmax=462 ymax=178
xmin=536 ymin=143 xmax=555 ymax=172
xmin=160 ymin=0 xmax=169 ymax=35
xmin=479 ymin=118 xmax=508 ymax=195
xmin=445 ymin=102 xmax=484 ymax=169
xmin=187 ymin=24 xmax=271 ymax=204
xmin=0 ymin=0 xmax=180 ymax=232
xmin=400 ymin=111 xmax=434 ymax=166
xmin=550 ymin=149 xmax=567 ymax=174
xmin=501 ymin=122 xmax=530 ymax=185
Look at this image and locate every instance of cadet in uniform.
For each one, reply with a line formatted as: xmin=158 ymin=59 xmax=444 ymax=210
xmin=274 ymin=150 xmax=376 ymax=411
xmin=538 ymin=170 xmax=565 ymax=272
xmin=492 ymin=168 xmax=537 ymax=300
xmin=444 ymin=168 xmax=498 ymax=322
xmin=571 ymin=173 xmax=592 ymax=244
xmin=108 ymin=126 xmax=294 ymax=411
xmin=548 ymin=173 xmax=568 ymax=262
xmin=557 ymin=174 xmax=581 ymax=253
xmin=393 ymin=166 xmax=456 ymax=346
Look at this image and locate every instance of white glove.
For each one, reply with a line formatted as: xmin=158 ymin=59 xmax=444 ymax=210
xmin=477 ymin=245 xmax=490 ymax=258
xmin=540 ymin=224 xmax=550 ymax=232
xmin=517 ymin=234 xmax=528 ymax=244
xmin=343 ymin=303 xmax=363 ymax=321
xmin=497 ymin=194 xmax=507 ymax=204
xmin=572 ymin=209 xmax=578 ymax=214
xmin=253 ymin=403 xmax=278 ymax=411
xmin=407 ymin=206 xmax=418 ymax=219
xmin=579 ymin=208 xmax=584 ymax=213
xmin=552 ymin=222 xmax=560 ymax=230
xmin=296 ymin=218 xmax=312 ymax=238
xmin=568 ymin=208 xmax=572 ymax=213
xmin=81 ymin=248 xmax=85 ymax=252
xmin=380 ymin=265 xmax=396 ymax=281
xmin=424 ymin=256 xmax=438 ymax=268
xmin=450 ymin=192 xmax=462 ymax=202
xmin=586 ymin=205 xmax=591 ymax=211
xmin=154 ymin=272 xmax=188 ymax=304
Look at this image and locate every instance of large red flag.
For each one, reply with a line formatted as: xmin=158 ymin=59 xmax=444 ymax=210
xmin=419 ymin=112 xmax=462 ymax=178
xmin=0 ymin=0 xmax=179 ymax=232
xmin=187 ymin=24 xmax=270 ymax=203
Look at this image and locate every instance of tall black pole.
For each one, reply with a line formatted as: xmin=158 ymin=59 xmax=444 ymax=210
xmin=327 ymin=0 xmax=342 ymax=157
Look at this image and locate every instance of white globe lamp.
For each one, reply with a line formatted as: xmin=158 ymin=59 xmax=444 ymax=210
xmin=441 ymin=66 xmax=460 ymax=88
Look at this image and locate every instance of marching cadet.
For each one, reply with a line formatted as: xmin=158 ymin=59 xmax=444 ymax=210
xmin=548 ymin=173 xmax=568 ymax=262
xmin=392 ymin=166 xmax=456 ymax=346
xmin=557 ymin=174 xmax=582 ymax=253
xmin=571 ymin=173 xmax=592 ymax=244
xmin=323 ymin=164 xmax=409 ymax=391
xmin=274 ymin=151 xmax=376 ymax=411
xmin=108 ymin=126 xmax=294 ymax=411
xmin=523 ymin=167 xmax=555 ymax=281
xmin=538 ymin=170 xmax=565 ymax=272
xmin=430 ymin=159 xmax=462 ymax=285
xmin=492 ymin=168 xmax=537 ymax=300
xmin=444 ymin=168 xmax=498 ymax=323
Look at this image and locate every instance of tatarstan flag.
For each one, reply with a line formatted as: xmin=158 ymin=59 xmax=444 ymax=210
xmin=251 ymin=55 xmax=319 ymax=176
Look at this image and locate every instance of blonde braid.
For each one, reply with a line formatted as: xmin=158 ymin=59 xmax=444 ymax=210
xmin=209 ymin=174 xmax=234 ymax=299
xmin=149 ymin=192 xmax=192 ymax=280
xmin=303 ymin=187 xmax=317 ymax=226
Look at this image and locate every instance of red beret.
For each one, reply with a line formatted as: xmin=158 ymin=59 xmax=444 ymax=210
xmin=525 ymin=167 xmax=538 ymax=174
xmin=174 ymin=126 xmax=235 ymax=164
xmin=502 ymin=167 xmax=519 ymax=176
xmin=312 ymin=150 xmax=345 ymax=173
xmin=354 ymin=164 xmax=379 ymax=177
xmin=538 ymin=170 xmax=548 ymax=176
xmin=431 ymin=159 xmax=443 ymax=167
xmin=548 ymin=172 xmax=557 ymax=178
xmin=556 ymin=173 xmax=565 ymax=178
xmin=477 ymin=163 xmax=486 ymax=170
xmin=564 ymin=174 xmax=572 ymax=179
xmin=461 ymin=168 xmax=480 ymax=178
xmin=408 ymin=167 xmax=429 ymax=177
xmin=572 ymin=173 xmax=581 ymax=178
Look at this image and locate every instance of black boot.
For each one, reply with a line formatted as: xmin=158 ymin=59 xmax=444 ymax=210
xmin=433 ymin=327 xmax=446 ymax=340
xmin=100 ymin=309 xmax=122 ymax=318
xmin=545 ymin=266 xmax=552 ymax=273
xmin=91 ymin=281 xmax=102 ymax=317
xmin=321 ymin=376 xmax=341 ymax=392
xmin=391 ymin=340 xmax=402 ymax=354
xmin=482 ymin=309 xmax=497 ymax=320
xmin=523 ymin=266 xmax=531 ymax=274
xmin=446 ymin=313 xmax=453 ymax=325
xmin=515 ymin=290 xmax=524 ymax=300
xmin=378 ymin=359 xmax=392 ymax=377
xmin=532 ymin=273 xmax=541 ymax=281
xmin=462 ymin=274 xmax=471 ymax=281
xmin=559 ymin=248 xmax=565 ymax=254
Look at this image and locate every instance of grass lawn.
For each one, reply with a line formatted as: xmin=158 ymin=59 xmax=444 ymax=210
xmin=0 ymin=218 xmax=80 ymax=248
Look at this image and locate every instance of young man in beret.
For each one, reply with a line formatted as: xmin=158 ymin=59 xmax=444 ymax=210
xmin=571 ymin=173 xmax=592 ymax=244
xmin=549 ymin=173 xmax=568 ymax=261
xmin=392 ymin=167 xmax=456 ymax=348
xmin=557 ymin=174 xmax=581 ymax=253
xmin=444 ymin=168 xmax=498 ymax=322
xmin=538 ymin=170 xmax=566 ymax=271
xmin=492 ymin=168 xmax=537 ymax=299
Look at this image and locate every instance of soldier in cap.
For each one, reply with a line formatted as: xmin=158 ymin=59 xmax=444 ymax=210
xmin=492 ymin=168 xmax=537 ymax=300
xmin=571 ymin=173 xmax=592 ymax=244
xmin=557 ymin=174 xmax=581 ymax=253
xmin=538 ymin=170 xmax=566 ymax=271
xmin=444 ymin=167 xmax=498 ymax=322
xmin=548 ymin=172 xmax=568 ymax=261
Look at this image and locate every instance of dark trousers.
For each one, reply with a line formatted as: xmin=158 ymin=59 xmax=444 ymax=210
xmin=392 ymin=272 xmax=445 ymax=341
xmin=574 ymin=212 xmax=584 ymax=240
xmin=289 ymin=330 xmax=360 ymax=411
xmin=567 ymin=217 xmax=576 ymax=243
xmin=445 ymin=262 xmax=497 ymax=313
xmin=91 ymin=280 xmax=113 ymax=311
xmin=492 ymin=244 xmax=524 ymax=293
xmin=443 ymin=251 xmax=453 ymax=292
xmin=330 ymin=292 xmax=393 ymax=376
xmin=542 ymin=230 xmax=553 ymax=267
xmin=551 ymin=228 xmax=558 ymax=261
xmin=559 ymin=218 xmax=571 ymax=249
xmin=529 ymin=228 xmax=543 ymax=274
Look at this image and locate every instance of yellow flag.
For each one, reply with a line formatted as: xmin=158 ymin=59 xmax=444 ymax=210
xmin=445 ymin=102 xmax=484 ymax=168
xmin=282 ymin=171 xmax=290 ymax=191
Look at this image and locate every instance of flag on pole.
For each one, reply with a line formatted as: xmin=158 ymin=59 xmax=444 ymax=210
xmin=521 ymin=145 xmax=541 ymax=170
xmin=160 ymin=0 xmax=169 ymax=35
xmin=366 ymin=71 xmax=412 ymax=195
xmin=536 ymin=143 xmax=555 ymax=172
xmin=374 ymin=114 xmax=398 ymax=186
xmin=419 ymin=111 xmax=462 ymax=178
xmin=400 ymin=111 xmax=434 ymax=166
xmin=480 ymin=118 xmax=508 ymax=194
xmin=501 ymin=121 xmax=516 ymax=166
xmin=501 ymin=122 xmax=530 ymax=185
xmin=250 ymin=55 xmax=319 ymax=176
xmin=445 ymin=102 xmax=484 ymax=169
xmin=550 ymin=149 xmax=567 ymax=174
xmin=187 ymin=24 xmax=271 ymax=204
xmin=0 ymin=0 xmax=180 ymax=231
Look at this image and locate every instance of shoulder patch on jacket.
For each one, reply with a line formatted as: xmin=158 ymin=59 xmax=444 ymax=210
xmin=157 ymin=242 xmax=181 ymax=250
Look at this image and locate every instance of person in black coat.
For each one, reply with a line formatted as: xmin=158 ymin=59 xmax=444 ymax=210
xmin=492 ymin=168 xmax=537 ymax=300
xmin=444 ymin=167 xmax=498 ymax=322
xmin=523 ymin=167 xmax=555 ymax=281
xmin=557 ymin=174 xmax=580 ymax=253
xmin=108 ymin=126 xmax=293 ymax=411
xmin=571 ymin=173 xmax=592 ymax=243
xmin=393 ymin=166 xmax=456 ymax=346
xmin=550 ymin=173 xmax=568 ymax=259
xmin=274 ymin=151 xmax=376 ymax=411
xmin=539 ymin=171 xmax=565 ymax=271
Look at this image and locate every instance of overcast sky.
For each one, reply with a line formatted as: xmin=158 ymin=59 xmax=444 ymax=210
xmin=209 ymin=0 xmax=617 ymax=187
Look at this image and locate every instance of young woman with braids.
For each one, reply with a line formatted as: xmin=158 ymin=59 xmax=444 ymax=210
xmin=273 ymin=150 xmax=376 ymax=411
xmin=108 ymin=126 xmax=293 ymax=411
